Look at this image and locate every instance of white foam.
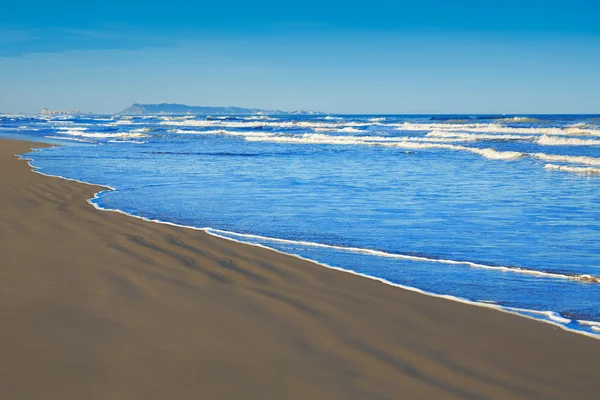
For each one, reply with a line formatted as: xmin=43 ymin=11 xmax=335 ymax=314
xmin=161 ymin=119 xmax=373 ymax=131
xmin=173 ymin=128 xmax=237 ymax=135
xmin=131 ymin=127 xmax=153 ymax=133
xmin=544 ymin=164 xmax=600 ymax=175
xmin=503 ymin=308 xmax=572 ymax=324
xmin=44 ymin=135 xmax=95 ymax=143
xmin=393 ymin=122 xmax=600 ymax=137
xmin=173 ymin=129 xmax=273 ymax=139
xmin=162 ymin=119 xmax=216 ymax=127
xmin=57 ymin=127 xmax=88 ymax=135
xmin=107 ymin=140 xmax=146 ymax=144
xmin=537 ymin=135 xmax=600 ymax=146
xmin=464 ymin=147 xmax=525 ymax=160
xmin=160 ymin=116 xmax=196 ymax=121
xmin=533 ymin=153 xmax=600 ymax=166
xmin=243 ymin=115 xmax=277 ymax=121
xmin=206 ymin=229 xmax=599 ymax=283
xmin=338 ymin=127 xmax=363 ymax=133
xmin=60 ymin=129 xmax=149 ymax=139
xmin=244 ymin=133 xmax=526 ymax=161
xmin=155 ymin=117 xmax=600 ymax=138
xmin=578 ymin=320 xmax=600 ymax=327
xmin=501 ymin=117 xmax=540 ymax=123
xmin=245 ymin=133 xmax=469 ymax=144
xmin=106 ymin=119 xmax=144 ymax=126
xmin=427 ymin=130 xmax=535 ymax=142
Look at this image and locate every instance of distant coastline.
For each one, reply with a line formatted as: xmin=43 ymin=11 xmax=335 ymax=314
xmin=119 ymin=103 xmax=324 ymax=116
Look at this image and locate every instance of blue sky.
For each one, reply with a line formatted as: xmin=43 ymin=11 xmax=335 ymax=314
xmin=1 ymin=0 xmax=599 ymax=113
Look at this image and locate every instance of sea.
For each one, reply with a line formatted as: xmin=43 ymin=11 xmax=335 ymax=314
xmin=2 ymin=113 xmax=600 ymax=338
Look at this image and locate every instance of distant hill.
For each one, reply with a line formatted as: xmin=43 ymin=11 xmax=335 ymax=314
xmin=119 ymin=103 xmax=322 ymax=115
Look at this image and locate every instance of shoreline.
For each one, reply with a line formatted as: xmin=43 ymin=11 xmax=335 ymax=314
xmin=2 ymin=138 xmax=600 ymax=399
xmin=19 ymin=143 xmax=600 ymax=339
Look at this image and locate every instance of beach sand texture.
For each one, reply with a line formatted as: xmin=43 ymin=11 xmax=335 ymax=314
xmin=1 ymin=139 xmax=599 ymax=399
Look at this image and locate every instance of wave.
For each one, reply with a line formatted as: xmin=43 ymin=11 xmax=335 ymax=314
xmin=57 ymin=127 xmax=88 ymax=135
xmin=533 ymin=153 xmax=600 ymax=166
xmin=537 ymin=135 xmax=600 ymax=146
xmin=544 ymin=164 xmax=600 ymax=175
xmin=58 ymin=127 xmax=148 ymax=139
xmin=156 ymin=117 xmax=600 ymax=137
xmin=578 ymin=320 xmax=600 ymax=327
xmin=107 ymin=140 xmax=146 ymax=144
xmin=244 ymin=132 xmax=456 ymax=144
xmin=65 ymin=132 xmax=149 ymax=139
xmin=106 ymin=119 xmax=145 ymax=126
xmin=339 ymin=127 xmax=363 ymax=133
xmin=131 ymin=127 xmax=154 ymax=133
xmin=243 ymin=115 xmax=277 ymax=121
xmin=44 ymin=135 xmax=95 ymax=143
xmin=393 ymin=122 xmax=600 ymax=136
xmin=243 ymin=132 xmax=526 ymax=160
xmin=172 ymin=129 xmax=273 ymax=139
xmin=426 ymin=130 xmax=535 ymax=142
xmin=160 ymin=116 xmax=196 ymax=121
xmin=209 ymin=229 xmax=600 ymax=284
xmin=160 ymin=118 xmax=375 ymax=131
xmin=467 ymin=147 xmax=525 ymax=160
xmin=169 ymin=128 xmax=598 ymax=171
xmin=501 ymin=117 xmax=540 ymax=123
xmin=171 ymin=129 xmax=529 ymax=162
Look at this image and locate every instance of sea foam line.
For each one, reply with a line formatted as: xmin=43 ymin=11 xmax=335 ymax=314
xmin=537 ymin=135 xmax=600 ymax=146
xmin=544 ymin=164 xmax=600 ymax=175
xmin=533 ymin=153 xmax=600 ymax=166
xmin=392 ymin=122 xmax=600 ymax=136
xmin=44 ymin=135 xmax=95 ymax=143
xmin=206 ymin=229 xmax=600 ymax=284
xmin=16 ymin=147 xmax=600 ymax=340
xmin=243 ymin=133 xmax=527 ymax=160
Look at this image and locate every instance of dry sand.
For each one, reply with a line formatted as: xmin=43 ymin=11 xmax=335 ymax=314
xmin=1 ymin=138 xmax=599 ymax=400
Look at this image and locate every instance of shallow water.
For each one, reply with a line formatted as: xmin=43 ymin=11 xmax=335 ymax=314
xmin=3 ymin=113 xmax=600 ymax=337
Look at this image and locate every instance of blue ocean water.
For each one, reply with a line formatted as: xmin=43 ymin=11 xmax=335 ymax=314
xmin=2 ymin=113 xmax=600 ymax=337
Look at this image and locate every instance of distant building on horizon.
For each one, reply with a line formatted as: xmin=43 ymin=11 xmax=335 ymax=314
xmin=41 ymin=108 xmax=91 ymax=116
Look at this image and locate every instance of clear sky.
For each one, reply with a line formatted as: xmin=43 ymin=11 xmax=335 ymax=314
xmin=1 ymin=0 xmax=599 ymax=114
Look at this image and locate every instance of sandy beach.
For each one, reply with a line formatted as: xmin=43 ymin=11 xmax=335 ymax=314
xmin=1 ymin=138 xmax=599 ymax=399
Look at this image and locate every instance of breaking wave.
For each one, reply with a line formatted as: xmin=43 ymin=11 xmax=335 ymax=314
xmin=537 ymin=135 xmax=600 ymax=146
xmin=532 ymin=153 xmax=600 ymax=166
xmin=426 ymin=130 xmax=535 ymax=142
xmin=108 ymin=140 xmax=146 ymax=144
xmin=44 ymin=135 xmax=95 ymax=143
xmin=393 ymin=122 xmax=600 ymax=136
xmin=500 ymin=117 xmax=540 ymax=123
xmin=544 ymin=164 xmax=600 ymax=175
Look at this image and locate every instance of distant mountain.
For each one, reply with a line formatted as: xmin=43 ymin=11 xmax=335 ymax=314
xmin=119 ymin=103 xmax=323 ymax=115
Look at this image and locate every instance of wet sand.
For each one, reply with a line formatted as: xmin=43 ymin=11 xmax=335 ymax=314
xmin=1 ymin=138 xmax=599 ymax=399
